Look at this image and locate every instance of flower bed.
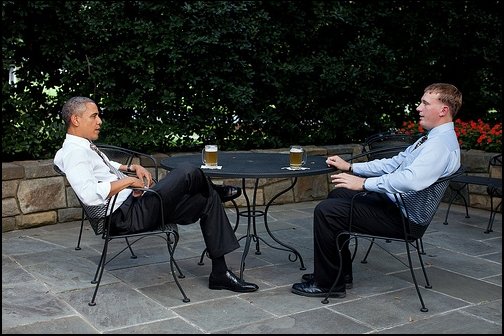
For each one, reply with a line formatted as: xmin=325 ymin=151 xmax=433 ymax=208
xmin=399 ymin=119 xmax=502 ymax=153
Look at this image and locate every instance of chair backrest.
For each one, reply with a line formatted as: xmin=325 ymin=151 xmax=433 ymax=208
xmin=489 ymin=153 xmax=502 ymax=177
xmin=398 ymin=165 xmax=466 ymax=239
xmin=54 ymin=164 xmax=112 ymax=236
xmin=488 ymin=153 xmax=502 ymax=197
xmin=95 ymin=144 xmax=159 ymax=181
xmin=363 ymin=132 xmax=422 ymax=160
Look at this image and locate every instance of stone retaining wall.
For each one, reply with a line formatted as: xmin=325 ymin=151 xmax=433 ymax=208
xmin=2 ymin=146 xmax=500 ymax=233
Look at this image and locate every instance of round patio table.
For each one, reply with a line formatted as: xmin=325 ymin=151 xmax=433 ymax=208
xmin=161 ymin=152 xmax=335 ymax=279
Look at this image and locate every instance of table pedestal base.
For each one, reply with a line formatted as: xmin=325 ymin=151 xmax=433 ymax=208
xmin=199 ymin=177 xmax=306 ymax=279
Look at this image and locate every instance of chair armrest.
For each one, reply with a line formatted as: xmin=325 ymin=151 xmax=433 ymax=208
xmin=347 ymin=145 xmax=411 ymax=162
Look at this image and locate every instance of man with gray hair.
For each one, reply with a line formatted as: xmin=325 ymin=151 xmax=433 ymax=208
xmin=55 ymin=96 xmax=258 ymax=293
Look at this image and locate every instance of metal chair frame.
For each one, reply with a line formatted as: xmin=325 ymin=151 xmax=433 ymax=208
xmin=74 ymin=144 xmax=159 ymax=250
xmin=54 ymin=164 xmax=190 ymax=305
xmin=322 ymin=159 xmax=466 ymax=311
xmin=361 ymin=131 xmax=422 ymax=161
xmin=443 ymin=153 xmax=502 ymax=233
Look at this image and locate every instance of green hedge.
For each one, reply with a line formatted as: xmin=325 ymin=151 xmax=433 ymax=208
xmin=2 ymin=1 xmax=502 ymax=160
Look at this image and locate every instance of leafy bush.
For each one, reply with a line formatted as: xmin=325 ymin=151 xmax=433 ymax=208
xmin=2 ymin=1 xmax=502 ymax=161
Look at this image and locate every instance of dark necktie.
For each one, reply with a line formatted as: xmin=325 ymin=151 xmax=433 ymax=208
xmin=392 ymin=135 xmax=428 ymax=173
xmin=413 ymin=135 xmax=428 ymax=150
xmin=89 ymin=142 xmax=126 ymax=179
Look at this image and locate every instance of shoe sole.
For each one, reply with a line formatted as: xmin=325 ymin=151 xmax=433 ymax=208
xmin=291 ymin=288 xmax=346 ymax=298
xmin=302 ymin=277 xmax=353 ymax=289
xmin=209 ymin=284 xmax=258 ymax=293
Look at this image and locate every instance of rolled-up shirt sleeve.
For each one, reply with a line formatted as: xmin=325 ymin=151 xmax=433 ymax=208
xmin=59 ymin=148 xmax=111 ymax=205
xmin=54 ymin=134 xmax=131 ymax=210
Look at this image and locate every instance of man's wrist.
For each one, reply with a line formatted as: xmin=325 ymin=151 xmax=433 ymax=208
xmin=127 ymin=164 xmax=133 ymax=172
xmin=362 ymin=178 xmax=367 ymax=191
xmin=348 ymin=163 xmax=353 ymax=173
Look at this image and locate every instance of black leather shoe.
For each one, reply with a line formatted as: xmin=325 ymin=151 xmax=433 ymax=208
xmin=209 ymin=270 xmax=259 ymax=293
xmin=291 ymin=280 xmax=346 ymax=298
xmin=302 ymin=273 xmax=353 ymax=289
xmin=212 ymin=184 xmax=242 ymax=202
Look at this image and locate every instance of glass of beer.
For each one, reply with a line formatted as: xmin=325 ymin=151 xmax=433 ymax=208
xmin=202 ymin=145 xmax=219 ymax=166
xmin=290 ymin=145 xmax=306 ymax=169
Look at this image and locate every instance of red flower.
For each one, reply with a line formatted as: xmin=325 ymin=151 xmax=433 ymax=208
xmin=398 ymin=119 xmax=501 ymax=152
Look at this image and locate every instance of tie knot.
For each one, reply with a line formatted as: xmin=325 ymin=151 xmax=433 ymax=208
xmin=414 ymin=135 xmax=428 ymax=150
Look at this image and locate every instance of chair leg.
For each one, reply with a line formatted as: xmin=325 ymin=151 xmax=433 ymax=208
xmin=443 ymin=183 xmax=470 ymax=225
xmin=322 ymin=233 xmax=352 ymax=304
xmin=418 ymin=238 xmax=425 ymax=255
xmin=406 ymin=240 xmax=429 ymax=312
xmin=89 ymin=238 xmax=111 ymax=306
xmin=360 ymin=238 xmax=375 ymax=263
xmin=76 ymin=209 xmax=85 ymax=250
xmin=485 ymin=197 xmax=502 ymax=234
xmin=124 ymin=237 xmax=137 ymax=259
xmin=165 ymin=231 xmax=190 ymax=302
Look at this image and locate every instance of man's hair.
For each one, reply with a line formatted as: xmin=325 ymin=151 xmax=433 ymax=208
xmin=61 ymin=96 xmax=96 ymax=127
xmin=424 ymin=83 xmax=462 ymax=118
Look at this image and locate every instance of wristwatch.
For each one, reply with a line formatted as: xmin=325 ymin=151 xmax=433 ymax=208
xmin=362 ymin=178 xmax=367 ymax=191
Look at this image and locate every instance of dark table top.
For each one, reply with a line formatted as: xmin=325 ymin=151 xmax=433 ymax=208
xmin=161 ymin=152 xmax=335 ymax=178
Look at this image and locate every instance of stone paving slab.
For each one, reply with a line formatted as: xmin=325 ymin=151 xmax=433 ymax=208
xmin=2 ymin=202 xmax=502 ymax=334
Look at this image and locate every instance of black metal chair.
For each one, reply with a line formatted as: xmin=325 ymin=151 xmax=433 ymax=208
xmin=53 ymin=164 xmax=190 ymax=305
xmin=73 ymin=144 xmax=159 ymax=250
xmin=321 ymin=166 xmax=466 ymax=312
xmin=355 ymin=133 xmax=427 ymax=253
xmin=361 ymin=131 xmax=422 ymax=160
xmin=443 ymin=153 xmax=502 ymax=233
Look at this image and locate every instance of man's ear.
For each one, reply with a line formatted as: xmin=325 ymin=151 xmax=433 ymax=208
xmin=71 ymin=114 xmax=79 ymax=126
xmin=439 ymin=106 xmax=449 ymax=117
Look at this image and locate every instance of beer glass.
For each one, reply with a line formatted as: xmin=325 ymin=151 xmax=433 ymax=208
xmin=202 ymin=145 xmax=219 ymax=166
xmin=290 ymin=145 xmax=306 ymax=168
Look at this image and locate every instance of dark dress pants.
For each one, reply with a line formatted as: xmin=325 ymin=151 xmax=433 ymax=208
xmin=111 ymin=162 xmax=240 ymax=259
xmin=312 ymin=188 xmax=404 ymax=287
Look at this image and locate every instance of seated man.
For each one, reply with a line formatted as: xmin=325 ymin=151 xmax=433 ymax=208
xmin=292 ymin=83 xmax=462 ymax=298
xmin=54 ymin=96 xmax=258 ymax=293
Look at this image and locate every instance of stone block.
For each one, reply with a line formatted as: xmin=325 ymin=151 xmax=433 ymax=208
xmin=490 ymin=165 xmax=502 ymax=179
xmin=320 ymin=144 xmax=361 ymax=157
xmin=469 ymin=183 xmax=490 ymax=195
xmin=66 ymin=186 xmax=80 ymax=208
xmin=2 ymin=198 xmax=20 ymax=217
xmin=58 ymin=208 xmax=83 ymax=222
xmin=2 ymin=162 xmax=24 ymax=180
xmin=2 ymin=180 xmax=19 ymax=199
xmin=16 ymin=211 xmax=57 ymax=229
xmin=470 ymin=194 xmax=492 ymax=211
xmin=460 ymin=150 xmax=495 ymax=173
xmin=2 ymin=217 xmax=16 ymax=232
xmin=264 ymin=179 xmax=295 ymax=205
xmin=303 ymin=145 xmax=327 ymax=156
xmin=17 ymin=177 xmax=65 ymax=214
xmin=295 ymin=174 xmax=328 ymax=202
xmin=14 ymin=160 xmax=55 ymax=179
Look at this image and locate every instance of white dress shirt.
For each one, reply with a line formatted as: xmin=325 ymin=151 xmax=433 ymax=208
xmin=54 ymin=134 xmax=131 ymax=214
xmin=353 ymin=122 xmax=461 ymax=202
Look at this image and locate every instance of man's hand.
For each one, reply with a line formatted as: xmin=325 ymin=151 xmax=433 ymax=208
xmin=132 ymin=188 xmax=145 ymax=197
xmin=331 ymin=172 xmax=366 ymax=191
xmin=326 ymin=155 xmax=352 ymax=172
xmin=127 ymin=164 xmax=153 ymax=187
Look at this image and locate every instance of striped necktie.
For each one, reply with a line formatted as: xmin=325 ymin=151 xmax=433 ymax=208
xmin=392 ymin=135 xmax=428 ymax=173
xmin=89 ymin=142 xmax=126 ymax=179
xmin=413 ymin=135 xmax=428 ymax=150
